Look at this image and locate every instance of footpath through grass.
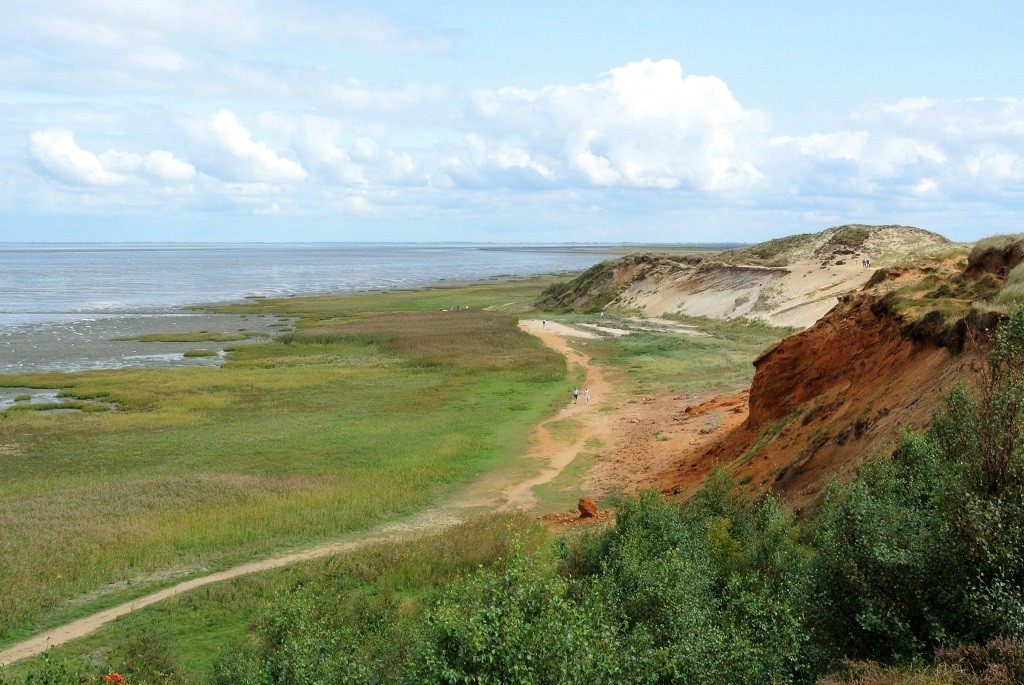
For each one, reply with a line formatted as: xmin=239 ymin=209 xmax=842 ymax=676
xmin=1 ymin=514 xmax=536 ymax=683
xmin=0 ymin=278 xmax=566 ymax=647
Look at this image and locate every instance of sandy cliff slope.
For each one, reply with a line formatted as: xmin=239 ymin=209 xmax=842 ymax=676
xmin=541 ymin=224 xmax=952 ymax=329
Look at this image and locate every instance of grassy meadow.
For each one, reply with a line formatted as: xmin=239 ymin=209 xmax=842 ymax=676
xmin=0 ymin=514 xmax=536 ymax=683
xmin=0 ymin=277 xmax=567 ymax=647
xmin=576 ymin=313 xmax=794 ymax=396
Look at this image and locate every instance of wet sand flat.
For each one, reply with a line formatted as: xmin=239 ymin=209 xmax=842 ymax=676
xmin=0 ymin=311 xmax=290 ymax=375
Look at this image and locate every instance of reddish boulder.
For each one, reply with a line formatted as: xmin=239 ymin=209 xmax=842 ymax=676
xmin=578 ymin=497 xmax=598 ymax=519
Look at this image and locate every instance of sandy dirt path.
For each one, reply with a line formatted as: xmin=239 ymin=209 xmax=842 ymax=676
xmin=0 ymin=319 xmax=616 ymax=668
xmin=501 ymin=320 xmax=614 ymax=510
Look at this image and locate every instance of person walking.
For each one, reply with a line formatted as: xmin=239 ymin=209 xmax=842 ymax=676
xmin=572 ymin=387 xmax=579 ymax=404
xmin=584 ymin=387 xmax=590 ymax=403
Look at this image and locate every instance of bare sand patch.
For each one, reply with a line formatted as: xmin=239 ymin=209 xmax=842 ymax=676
xmin=521 ymin=320 xmax=602 ymax=339
xmin=617 ymin=260 xmax=874 ymax=328
xmin=575 ymin=323 xmax=632 ymax=337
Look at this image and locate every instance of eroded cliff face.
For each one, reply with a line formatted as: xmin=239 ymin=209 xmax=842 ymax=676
xmin=743 ymin=294 xmax=975 ymax=506
xmin=662 ymin=262 xmax=988 ymax=510
xmin=746 ymin=295 xmax=920 ymax=429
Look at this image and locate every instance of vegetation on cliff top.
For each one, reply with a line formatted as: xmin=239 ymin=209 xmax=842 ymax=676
xmin=869 ymin=233 xmax=1024 ymax=350
xmin=718 ymin=224 xmax=949 ymax=267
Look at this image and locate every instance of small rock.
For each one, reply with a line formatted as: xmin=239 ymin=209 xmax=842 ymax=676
xmin=578 ymin=497 xmax=598 ymax=518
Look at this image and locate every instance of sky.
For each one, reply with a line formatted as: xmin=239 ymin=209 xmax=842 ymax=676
xmin=3 ymin=1 xmax=1024 ymax=243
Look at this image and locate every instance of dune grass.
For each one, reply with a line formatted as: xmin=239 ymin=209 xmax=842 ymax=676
xmin=0 ymin=280 xmax=567 ymax=647
xmin=994 ymin=261 xmax=1024 ymax=307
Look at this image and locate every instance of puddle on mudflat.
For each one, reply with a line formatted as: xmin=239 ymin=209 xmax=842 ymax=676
xmin=0 ymin=387 xmax=116 ymax=413
xmin=0 ymin=312 xmax=290 ymax=374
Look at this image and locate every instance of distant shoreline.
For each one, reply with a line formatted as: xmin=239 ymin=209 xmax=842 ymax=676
xmin=0 ymin=271 xmax=559 ymax=375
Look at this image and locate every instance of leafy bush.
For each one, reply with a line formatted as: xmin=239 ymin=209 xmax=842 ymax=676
xmin=211 ymin=586 xmax=417 ymax=685
xmin=812 ymin=310 xmax=1024 ymax=662
xmin=415 ymin=541 xmax=644 ymax=684
xmin=585 ymin=480 xmax=815 ymax=684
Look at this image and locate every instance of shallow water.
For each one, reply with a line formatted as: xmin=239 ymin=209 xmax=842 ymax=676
xmin=0 ymin=243 xmax=612 ymax=325
xmin=0 ymin=243 xmax=615 ymax=373
xmin=0 ymin=388 xmax=59 ymax=410
xmin=0 ymin=312 xmax=281 ymax=374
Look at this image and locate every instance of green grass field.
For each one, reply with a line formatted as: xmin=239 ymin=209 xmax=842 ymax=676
xmin=0 ymin=514 xmax=536 ymax=683
xmin=573 ymin=313 xmax=794 ymax=395
xmin=0 ymin=278 xmax=567 ymax=647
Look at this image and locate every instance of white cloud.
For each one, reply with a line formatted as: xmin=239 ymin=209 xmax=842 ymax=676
xmin=15 ymin=55 xmax=1024 ymax=236
xmin=28 ymin=128 xmax=128 ymax=186
xmin=771 ymin=132 xmax=869 ymax=161
xmin=914 ymin=178 xmax=939 ymax=195
xmin=442 ymin=134 xmax=553 ymax=189
xmin=348 ymin=135 xmax=427 ymax=187
xmin=966 ymin=146 xmax=1024 ymax=184
xmin=285 ymin=115 xmax=366 ymax=185
xmin=768 ymin=97 xmax=1024 ymax=200
xmin=253 ymin=202 xmax=281 ymax=216
xmin=467 ymin=59 xmax=768 ymax=192
xmin=142 ymin=150 xmax=197 ymax=182
xmin=27 ymin=128 xmax=195 ymax=187
xmin=0 ymin=1 xmax=452 ymax=123
xmin=5 ymin=0 xmax=450 ymax=56
xmin=193 ymin=110 xmax=307 ymax=182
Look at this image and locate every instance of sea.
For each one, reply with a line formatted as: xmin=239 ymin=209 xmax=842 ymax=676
xmin=0 ymin=243 xmax=619 ymax=374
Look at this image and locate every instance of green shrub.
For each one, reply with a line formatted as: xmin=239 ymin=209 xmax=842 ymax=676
xmin=416 ymin=541 xmax=645 ymax=684
xmin=0 ymin=654 xmax=95 ymax=685
xmin=560 ymin=477 xmax=815 ymax=684
xmin=211 ymin=586 xmax=416 ymax=685
xmin=812 ymin=310 xmax=1024 ymax=662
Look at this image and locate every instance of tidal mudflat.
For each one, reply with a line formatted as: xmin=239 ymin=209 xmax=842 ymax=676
xmin=0 ymin=312 xmax=288 ymax=374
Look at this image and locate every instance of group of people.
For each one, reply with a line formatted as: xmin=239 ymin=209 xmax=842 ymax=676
xmin=861 ymin=257 xmax=872 ymax=268
xmin=572 ymin=386 xmax=589 ymax=404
